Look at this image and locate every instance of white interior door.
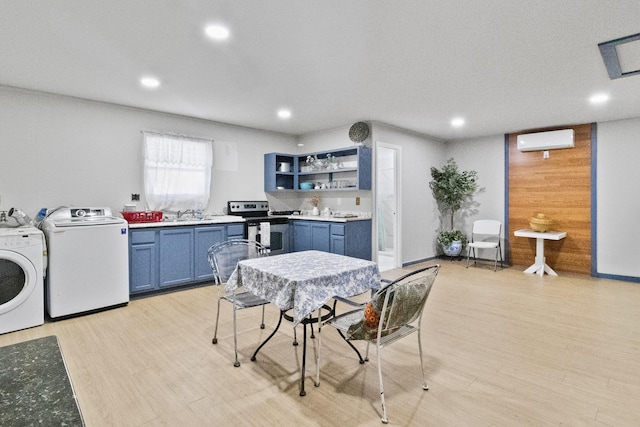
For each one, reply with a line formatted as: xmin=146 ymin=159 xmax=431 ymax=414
xmin=375 ymin=142 xmax=401 ymax=271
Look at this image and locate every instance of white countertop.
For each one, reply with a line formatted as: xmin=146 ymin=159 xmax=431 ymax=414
xmin=128 ymin=215 xmax=244 ymax=228
xmin=287 ymin=214 xmax=370 ymax=223
xmin=127 ymin=213 xmax=370 ymax=228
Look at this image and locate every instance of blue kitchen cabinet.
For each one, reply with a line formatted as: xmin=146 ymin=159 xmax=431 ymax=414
xmin=265 ymin=146 xmax=371 ymax=192
xmin=292 ymin=221 xmax=330 ymax=252
xmin=311 ymin=222 xmax=331 ymax=252
xmin=337 ymin=220 xmax=371 ymax=260
xmin=193 ymin=224 xmax=243 ymax=281
xmin=159 ymin=228 xmax=195 ymax=287
xmin=330 ymin=224 xmax=345 ymax=255
xmin=226 ymin=224 xmax=245 ymax=240
xmin=129 ymin=230 xmax=158 ymax=293
xmin=264 ymin=153 xmax=296 ymax=192
xmin=292 ymin=221 xmax=311 ymax=251
xmin=129 ymin=223 xmax=245 ymax=295
xmin=291 ymin=219 xmax=371 ymax=260
xmin=194 ymin=226 xmax=225 ymax=281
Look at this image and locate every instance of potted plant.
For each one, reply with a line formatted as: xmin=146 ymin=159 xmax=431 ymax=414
xmin=429 ymin=159 xmax=478 ymax=257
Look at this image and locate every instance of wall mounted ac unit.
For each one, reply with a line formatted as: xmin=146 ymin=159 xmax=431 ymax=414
xmin=517 ymin=129 xmax=575 ymax=151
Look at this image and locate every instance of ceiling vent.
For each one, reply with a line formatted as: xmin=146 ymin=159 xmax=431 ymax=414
xmin=599 ymin=32 xmax=640 ymax=80
xmin=517 ymin=129 xmax=575 ymax=152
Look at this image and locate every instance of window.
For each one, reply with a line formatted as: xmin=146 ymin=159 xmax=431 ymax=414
xmin=142 ymin=131 xmax=213 ymax=212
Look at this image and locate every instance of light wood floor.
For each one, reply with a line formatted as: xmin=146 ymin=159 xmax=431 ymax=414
xmin=2 ymin=260 xmax=640 ymax=426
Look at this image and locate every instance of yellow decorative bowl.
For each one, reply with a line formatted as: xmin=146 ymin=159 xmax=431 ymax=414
xmin=529 ymin=213 xmax=553 ymax=232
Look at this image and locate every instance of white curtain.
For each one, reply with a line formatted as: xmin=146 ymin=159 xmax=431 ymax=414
xmin=143 ymin=131 xmax=213 ymax=212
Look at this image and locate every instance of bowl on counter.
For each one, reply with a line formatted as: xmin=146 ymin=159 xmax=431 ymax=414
xmin=300 ymin=182 xmax=313 ymax=190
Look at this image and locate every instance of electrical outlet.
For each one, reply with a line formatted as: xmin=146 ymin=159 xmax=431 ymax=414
xmin=131 ymin=193 xmax=140 ymax=201
xmin=543 ymin=150 xmax=549 ymax=159
xmin=355 ymin=197 xmax=360 ymax=206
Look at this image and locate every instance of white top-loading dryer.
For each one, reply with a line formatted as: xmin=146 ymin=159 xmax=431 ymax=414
xmin=41 ymin=207 xmax=129 ymax=319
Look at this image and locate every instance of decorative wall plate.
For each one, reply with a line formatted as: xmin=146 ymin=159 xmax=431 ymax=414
xmin=349 ymin=122 xmax=369 ymax=143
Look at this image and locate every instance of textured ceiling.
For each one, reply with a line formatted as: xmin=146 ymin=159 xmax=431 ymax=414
xmin=1 ymin=1 xmax=639 ymax=140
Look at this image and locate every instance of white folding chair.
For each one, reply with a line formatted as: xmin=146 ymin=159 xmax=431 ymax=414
xmin=466 ymin=219 xmax=503 ymax=271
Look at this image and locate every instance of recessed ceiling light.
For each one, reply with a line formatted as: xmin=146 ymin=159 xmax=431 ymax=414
xmin=589 ymin=93 xmax=609 ymax=104
xmin=205 ymin=24 xmax=230 ymax=41
xmin=140 ymin=77 xmax=160 ymax=89
xmin=451 ymin=117 xmax=465 ymax=127
xmin=277 ymin=109 xmax=292 ymax=119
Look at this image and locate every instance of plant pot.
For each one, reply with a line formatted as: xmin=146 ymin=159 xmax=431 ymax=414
xmin=442 ymin=240 xmax=462 ymax=257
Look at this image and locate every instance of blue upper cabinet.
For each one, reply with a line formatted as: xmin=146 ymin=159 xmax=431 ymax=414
xmin=264 ymin=153 xmax=296 ymax=192
xmin=265 ymin=146 xmax=371 ymax=192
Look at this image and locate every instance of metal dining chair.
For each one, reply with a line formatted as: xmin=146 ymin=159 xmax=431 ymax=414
xmin=316 ymin=265 xmax=440 ymax=424
xmin=208 ymin=239 xmax=270 ymax=367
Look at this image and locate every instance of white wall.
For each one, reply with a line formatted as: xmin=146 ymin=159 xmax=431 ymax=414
xmin=3 ymin=85 xmax=637 ymax=280
xmin=445 ymin=135 xmax=506 ymax=261
xmin=446 ymin=135 xmax=506 ymax=234
xmin=450 ymin=121 xmax=640 ymax=281
xmin=596 ymin=118 xmax=640 ymax=278
xmin=295 ymin=124 xmax=361 ymax=152
xmin=0 ymin=86 xmax=296 ymax=218
xmin=371 ymin=122 xmax=446 ymax=265
xmin=273 ymin=124 xmax=374 ymax=215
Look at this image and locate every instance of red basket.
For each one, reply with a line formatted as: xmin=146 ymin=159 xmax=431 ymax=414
xmin=121 ymin=211 xmax=163 ymax=223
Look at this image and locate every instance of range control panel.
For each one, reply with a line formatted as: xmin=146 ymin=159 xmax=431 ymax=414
xmin=227 ymin=201 xmax=269 ymax=216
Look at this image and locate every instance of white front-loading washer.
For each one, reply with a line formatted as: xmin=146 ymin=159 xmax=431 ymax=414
xmin=0 ymin=226 xmax=45 ymax=335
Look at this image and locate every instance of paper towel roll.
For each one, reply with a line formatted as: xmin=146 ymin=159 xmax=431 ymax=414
xmin=260 ymin=222 xmax=271 ymax=247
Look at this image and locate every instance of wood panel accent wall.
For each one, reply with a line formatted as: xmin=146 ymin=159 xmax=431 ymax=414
xmin=508 ymin=123 xmax=592 ymax=274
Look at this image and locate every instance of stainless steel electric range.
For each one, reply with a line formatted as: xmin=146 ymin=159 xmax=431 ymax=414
xmin=227 ymin=201 xmax=297 ymax=255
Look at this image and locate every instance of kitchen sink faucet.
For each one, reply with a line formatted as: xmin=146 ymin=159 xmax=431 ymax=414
xmin=177 ymin=209 xmax=194 ymax=219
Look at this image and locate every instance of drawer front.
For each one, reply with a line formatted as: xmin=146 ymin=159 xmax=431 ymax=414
xmin=330 ymin=224 xmax=345 ymax=236
xmin=227 ymin=224 xmax=245 ymax=238
xmin=131 ymin=230 xmax=156 ymax=245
